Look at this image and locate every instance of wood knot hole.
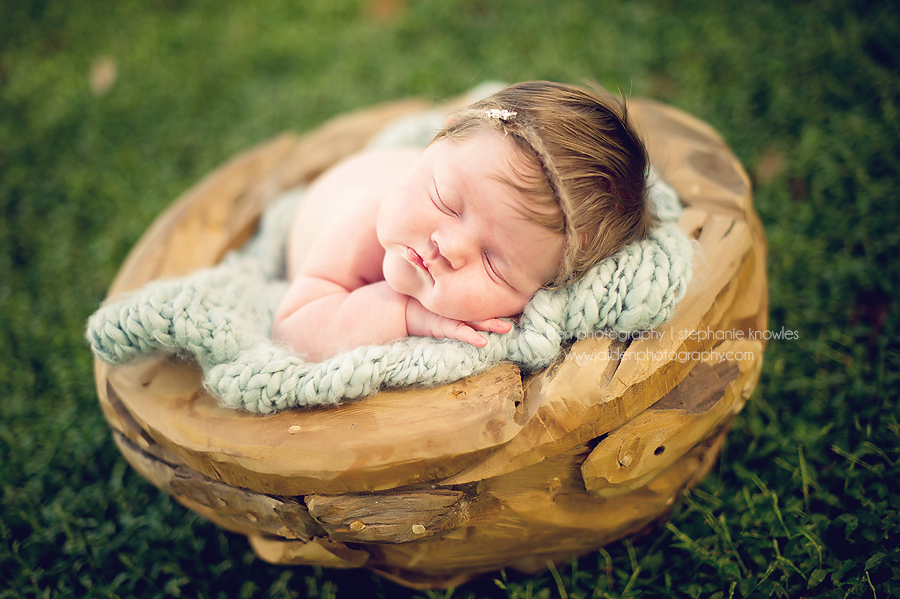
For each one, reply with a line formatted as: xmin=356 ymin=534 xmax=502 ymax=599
xmin=654 ymin=445 xmax=666 ymax=456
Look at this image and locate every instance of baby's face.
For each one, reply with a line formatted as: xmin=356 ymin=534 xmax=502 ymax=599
xmin=377 ymin=129 xmax=564 ymax=322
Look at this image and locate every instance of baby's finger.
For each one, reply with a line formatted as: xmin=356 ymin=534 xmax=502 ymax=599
xmin=444 ymin=321 xmax=487 ymax=347
xmin=468 ymin=318 xmax=512 ymax=334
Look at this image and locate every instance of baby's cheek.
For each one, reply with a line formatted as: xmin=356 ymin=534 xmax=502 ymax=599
xmin=445 ymin=290 xmax=500 ymax=321
xmin=472 ymin=289 xmax=530 ymax=321
xmin=382 ymin=254 xmax=412 ymax=294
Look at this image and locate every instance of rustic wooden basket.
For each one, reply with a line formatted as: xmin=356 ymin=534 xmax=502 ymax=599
xmin=93 ymin=93 xmax=768 ymax=590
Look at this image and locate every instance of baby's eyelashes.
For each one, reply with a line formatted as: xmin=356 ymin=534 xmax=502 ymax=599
xmin=483 ymin=252 xmax=511 ymax=287
xmin=434 ymin=199 xmax=457 ymax=217
xmin=432 ymin=180 xmax=459 ymax=217
xmin=432 ymin=195 xmax=458 ymax=218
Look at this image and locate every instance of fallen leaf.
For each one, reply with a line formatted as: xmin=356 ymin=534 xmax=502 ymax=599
xmin=754 ymin=147 xmax=784 ymax=186
xmin=89 ymin=56 xmax=118 ymax=97
xmin=366 ymin=0 xmax=406 ymax=21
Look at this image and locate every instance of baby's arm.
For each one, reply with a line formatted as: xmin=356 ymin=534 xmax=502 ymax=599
xmin=273 ymin=150 xmax=414 ymax=360
xmin=273 ymin=277 xmax=510 ymax=362
xmin=405 ymin=298 xmax=512 ymax=347
xmin=272 ymin=276 xmax=408 ymax=361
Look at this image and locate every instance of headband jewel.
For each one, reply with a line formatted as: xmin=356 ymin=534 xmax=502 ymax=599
xmin=485 ymin=108 xmax=517 ymax=121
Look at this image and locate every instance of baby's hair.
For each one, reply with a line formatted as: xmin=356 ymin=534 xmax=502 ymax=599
xmin=434 ymin=81 xmax=655 ymax=287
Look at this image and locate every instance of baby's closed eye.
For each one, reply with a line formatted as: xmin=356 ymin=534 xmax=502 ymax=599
xmin=483 ymin=252 xmax=510 ymax=286
xmin=432 ymin=180 xmax=459 ymax=217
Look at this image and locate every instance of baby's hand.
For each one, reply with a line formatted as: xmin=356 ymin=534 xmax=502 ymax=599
xmin=405 ymin=299 xmax=512 ymax=347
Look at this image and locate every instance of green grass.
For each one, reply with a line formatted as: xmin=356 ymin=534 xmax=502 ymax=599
xmin=2 ymin=0 xmax=898 ymax=597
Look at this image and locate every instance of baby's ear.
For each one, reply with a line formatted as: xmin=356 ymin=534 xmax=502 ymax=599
xmin=444 ymin=115 xmax=457 ymax=126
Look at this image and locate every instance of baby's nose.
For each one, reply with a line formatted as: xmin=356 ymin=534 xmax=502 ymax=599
xmin=432 ymin=226 xmax=476 ymax=270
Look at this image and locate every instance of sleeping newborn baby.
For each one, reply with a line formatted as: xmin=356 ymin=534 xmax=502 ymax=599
xmin=272 ymin=81 xmax=655 ymax=362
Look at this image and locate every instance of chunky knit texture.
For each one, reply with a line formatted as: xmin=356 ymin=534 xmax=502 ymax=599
xmin=86 ymin=101 xmax=694 ymax=414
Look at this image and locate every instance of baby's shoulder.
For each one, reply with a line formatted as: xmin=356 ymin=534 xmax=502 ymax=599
xmin=296 ymin=146 xmax=421 ymax=232
xmin=315 ymin=146 xmax=421 ymax=193
xmin=286 ymin=147 xmax=421 ymax=280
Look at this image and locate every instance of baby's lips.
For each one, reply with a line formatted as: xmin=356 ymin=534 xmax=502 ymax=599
xmin=406 ymin=246 xmax=428 ymax=271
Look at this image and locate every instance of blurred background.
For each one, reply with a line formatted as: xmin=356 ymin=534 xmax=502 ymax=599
xmin=2 ymin=0 xmax=898 ymax=597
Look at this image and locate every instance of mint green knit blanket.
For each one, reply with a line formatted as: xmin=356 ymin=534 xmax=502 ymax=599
xmin=87 ymin=108 xmax=694 ymax=414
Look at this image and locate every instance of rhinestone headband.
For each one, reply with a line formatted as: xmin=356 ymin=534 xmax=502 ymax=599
xmin=485 ymin=108 xmax=517 ymax=121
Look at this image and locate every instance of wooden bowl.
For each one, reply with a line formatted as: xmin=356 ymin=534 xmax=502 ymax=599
xmin=93 ymin=93 xmax=767 ymax=590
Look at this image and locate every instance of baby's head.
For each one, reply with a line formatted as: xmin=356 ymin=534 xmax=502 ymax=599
xmin=435 ymin=81 xmax=655 ymax=287
xmin=377 ymin=81 xmax=655 ymax=323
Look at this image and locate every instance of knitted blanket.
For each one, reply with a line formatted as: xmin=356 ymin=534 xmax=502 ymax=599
xmin=87 ymin=105 xmax=694 ymax=414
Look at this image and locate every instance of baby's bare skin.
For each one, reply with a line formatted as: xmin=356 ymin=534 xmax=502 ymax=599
xmin=272 ymin=129 xmax=564 ymax=362
xmin=284 ymin=148 xmax=417 ymax=282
